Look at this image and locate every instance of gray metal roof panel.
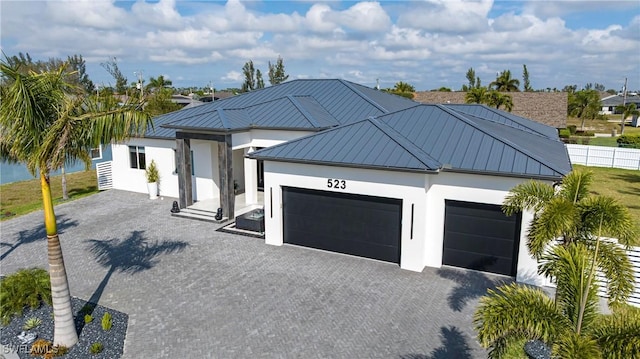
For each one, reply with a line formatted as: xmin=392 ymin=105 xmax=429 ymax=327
xmin=250 ymin=118 xmax=441 ymax=172
xmin=444 ymin=104 xmax=559 ymax=139
xmin=156 ymin=79 xmax=417 ymax=133
xmin=375 ymin=104 xmax=570 ymax=178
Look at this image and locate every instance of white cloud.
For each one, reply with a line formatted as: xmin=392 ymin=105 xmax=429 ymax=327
xmin=397 ymin=0 xmax=492 ymax=33
xmin=47 ymin=0 xmax=130 ymax=29
xmin=222 ymin=70 xmax=243 ymax=82
xmin=131 ymin=0 xmax=185 ymax=29
xmin=0 ymin=0 xmax=637 ymax=91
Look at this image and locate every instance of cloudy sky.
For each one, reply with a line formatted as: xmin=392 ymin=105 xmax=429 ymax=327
xmin=1 ymin=0 xmax=639 ymax=92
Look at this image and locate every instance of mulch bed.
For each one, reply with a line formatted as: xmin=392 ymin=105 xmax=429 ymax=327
xmin=0 ymin=297 xmax=127 ymax=359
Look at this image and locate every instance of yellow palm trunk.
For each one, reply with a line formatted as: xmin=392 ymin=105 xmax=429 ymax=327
xmin=41 ymin=173 xmax=78 ymax=347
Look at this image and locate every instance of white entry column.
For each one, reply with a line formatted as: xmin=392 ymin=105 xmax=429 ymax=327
xmin=244 ymin=147 xmax=258 ymax=205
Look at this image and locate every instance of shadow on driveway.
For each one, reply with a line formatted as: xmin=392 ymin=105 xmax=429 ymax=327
xmin=436 ymin=267 xmax=511 ymax=312
xmin=0 ymin=214 xmax=78 ymax=261
xmin=77 ymin=230 xmax=189 ymax=334
xmin=399 ymin=326 xmax=473 ymax=359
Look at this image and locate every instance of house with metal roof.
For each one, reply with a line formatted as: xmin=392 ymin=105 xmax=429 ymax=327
xmin=600 ymin=93 xmax=640 ymax=114
xmin=108 ymin=79 xmax=571 ymax=285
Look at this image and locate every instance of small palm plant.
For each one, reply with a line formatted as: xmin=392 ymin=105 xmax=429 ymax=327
xmin=474 ymin=170 xmax=640 ymax=357
xmin=502 ymin=170 xmax=638 ymax=304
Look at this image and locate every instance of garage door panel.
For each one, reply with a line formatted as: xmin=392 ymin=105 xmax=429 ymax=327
xmin=445 ymin=214 xmax=517 ymax=239
xmin=443 ymin=248 xmax=514 ymax=275
xmin=443 ymin=231 xmax=515 ymax=258
xmin=443 ymin=200 xmax=521 ymax=276
xmin=283 ymin=187 xmax=401 ymax=264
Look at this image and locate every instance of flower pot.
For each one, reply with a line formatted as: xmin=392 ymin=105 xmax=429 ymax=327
xmin=147 ymin=182 xmax=158 ymax=200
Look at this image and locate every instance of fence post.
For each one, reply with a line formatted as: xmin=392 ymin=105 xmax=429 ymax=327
xmin=612 ymin=147 xmax=616 ymax=168
xmin=586 ymin=146 xmax=590 ymax=166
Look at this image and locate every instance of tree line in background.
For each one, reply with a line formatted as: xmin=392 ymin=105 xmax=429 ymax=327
xmin=241 ymin=56 xmax=289 ymax=92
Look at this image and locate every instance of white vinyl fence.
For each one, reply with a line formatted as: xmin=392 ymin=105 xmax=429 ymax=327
xmin=567 ymin=144 xmax=640 ymax=170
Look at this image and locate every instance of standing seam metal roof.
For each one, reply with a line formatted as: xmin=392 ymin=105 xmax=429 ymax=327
xmin=146 ymin=79 xmax=416 ymax=138
xmin=250 ymin=103 xmax=571 ymax=180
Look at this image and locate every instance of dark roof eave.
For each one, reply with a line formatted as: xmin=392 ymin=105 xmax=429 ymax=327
xmin=161 ymin=124 xmax=332 ymax=133
xmin=439 ymin=167 xmax=565 ymax=182
xmin=245 ymin=156 xmax=440 ymax=174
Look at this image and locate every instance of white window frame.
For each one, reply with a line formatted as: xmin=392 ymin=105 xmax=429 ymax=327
xmin=90 ymin=144 xmax=103 ymax=160
xmin=129 ymin=146 xmax=146 ymax=170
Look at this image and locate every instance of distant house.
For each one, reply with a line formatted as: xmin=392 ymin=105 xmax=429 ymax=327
xmin=171 ymin=94 xmax=202 ymax=107
xmin=600 ymin=93 xmax=640 ymax=115
xmin=108 ymin=79 xmax=571 ymax=287
xmin=413 ymin=91 xmax=568 ymax=128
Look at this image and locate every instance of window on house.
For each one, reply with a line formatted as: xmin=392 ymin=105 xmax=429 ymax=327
xmin=129 ymin=146 xmax=146 ymax=169
xmin=90 ymin=145 xmax=102 ymax=160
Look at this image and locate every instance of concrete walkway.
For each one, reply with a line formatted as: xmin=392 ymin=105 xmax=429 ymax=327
xmin=0 ymin=190 xmax=508 ymax=358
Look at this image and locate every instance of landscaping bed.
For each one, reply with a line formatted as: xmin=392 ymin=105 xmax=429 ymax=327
xmin=0 ymin=297 xmax=127 ymax=359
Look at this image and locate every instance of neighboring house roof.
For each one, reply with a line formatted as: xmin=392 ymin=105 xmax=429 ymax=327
xmin=144 ymin=79 xmax=416 ymax=139
xmin=600 ymin=94 xmax=640 ymax=107
xmin=413 ymin=91 xmax=568 ymax=128
xmin=249 ymin=104 xmax=571 ymax=180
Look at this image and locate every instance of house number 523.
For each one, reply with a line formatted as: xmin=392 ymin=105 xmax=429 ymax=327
xmin=327 ymin=179 xmax=346 ymax=189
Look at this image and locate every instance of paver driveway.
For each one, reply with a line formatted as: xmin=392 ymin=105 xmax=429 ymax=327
xmin=0 ymin=190 xmax=509 ymax=358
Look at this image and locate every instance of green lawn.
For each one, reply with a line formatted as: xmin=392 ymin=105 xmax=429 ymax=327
xmin=573 ymin=165 xmax=640 ymax=221
xmin=0 ymin=170 xmax=99 ymax=220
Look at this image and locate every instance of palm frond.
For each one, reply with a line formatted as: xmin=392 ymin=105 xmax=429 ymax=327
xmin=538 ymin=243 xmax=599 ymax=331
xmin=552 ymin=332 xmax=601 ymax=359
xmin=579 ymin=196 xmax=640 ymax=248
xmin=559 ymin=169 xmax=593 ymax=204
xmin=526 ymin=198 xmax=579 ymax=257
xmin=590 ymin=305 xmax=640 ymax=358
xmin=592 ymin=240 xmax=634 ymax=304
xmin=502 ymin=180 xmax=555 ymax=216
xmin=473 ymin=283 xmax=570 ymax=353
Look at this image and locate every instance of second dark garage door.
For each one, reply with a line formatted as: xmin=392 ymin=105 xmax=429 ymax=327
xmin=443 ymin=200 xmax=521 ymax=276
xmin=282 ymin=187 xmax=402 ymax=264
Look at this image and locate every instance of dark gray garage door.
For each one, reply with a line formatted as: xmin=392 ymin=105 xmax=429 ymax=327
xmin=283 ymin=187 xmax=402 ymax=264
xmin=443 ymin=200 xmax=521 ymax=276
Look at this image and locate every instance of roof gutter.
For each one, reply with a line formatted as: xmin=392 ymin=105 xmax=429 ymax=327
xmin=245 ymin=155 xmax=441 ymax=175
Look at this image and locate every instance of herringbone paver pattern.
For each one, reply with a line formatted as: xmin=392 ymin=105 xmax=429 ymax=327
xmin=0 ymin=190 xmax=507 ymax=358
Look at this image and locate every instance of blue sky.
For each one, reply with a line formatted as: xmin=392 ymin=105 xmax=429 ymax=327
xmin=1 ymin=0 xmax=639 ymax=92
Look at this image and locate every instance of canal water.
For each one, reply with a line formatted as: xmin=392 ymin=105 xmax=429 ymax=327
xmin=0 ymin=145 xmax=112 ymax=185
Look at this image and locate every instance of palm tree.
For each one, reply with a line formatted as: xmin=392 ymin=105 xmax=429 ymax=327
xmin=146 ymin=75 xmax=173 ymax=93
xmin=568 ymin=89 xmax=600 ymax=130
xmin=615 ymin=103 xmax=639 ymax=135
xmin=490 ymin=70 xmax=520 ymax=92
xmin=465 ymin=87 xmax=489 ymax=104
xmin=502 ymin=170 xmax=638 ymax=304
xmin=475 ymin=242 xmax=640 ymax=358
xmin=393 ymin=81 xmax=415 ymax=93
xmin=487 ymin=90 xmax=514 ymax=111
xmin=0 ymin=59 xmax=151 ymax=347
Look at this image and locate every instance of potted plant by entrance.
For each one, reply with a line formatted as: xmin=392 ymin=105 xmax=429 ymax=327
xmin=145 ymin=159 xmax=160 ymax=199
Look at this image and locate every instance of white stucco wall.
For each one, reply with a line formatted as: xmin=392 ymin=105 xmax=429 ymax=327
xmin=262 ymin=161 xmax=545 ymax=285
xmin=425 ymin=171 xmax=543 ymax=286
xmin=263 ymin=161 xmax=428 ymax=272
xmin=111 ymin=139 xmax=179 ymax=198
xmin=232 ymin=129 xmax=314 ymax=150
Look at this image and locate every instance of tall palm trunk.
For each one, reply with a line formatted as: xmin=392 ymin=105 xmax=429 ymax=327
xmin=41 ymin=173 xmax=78 ymax=347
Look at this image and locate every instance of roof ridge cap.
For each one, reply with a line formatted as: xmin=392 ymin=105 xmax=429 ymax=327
xmin=438 ymin=104 xmax=568 ymax=175
xmin=472 ymin=104 xmax=554 ymax=139
xmin=216 ymin=108 xmax=231 ymax=129
xmin=367 ymin=117 xmax=441 ymax=170
xmin=338 ymin=79 xmax=388 ymax=113
xmin=287 ymin=95 xmax=321 ymax=128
